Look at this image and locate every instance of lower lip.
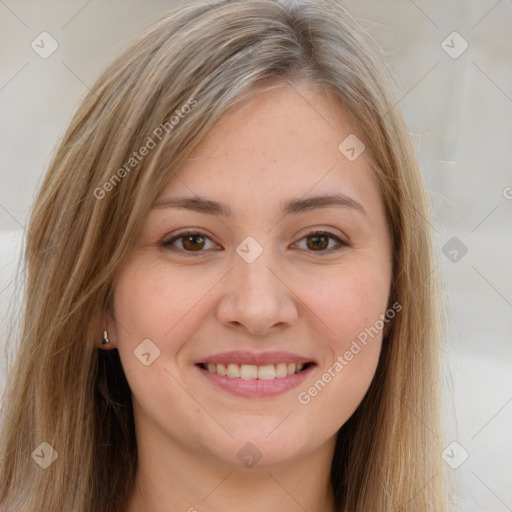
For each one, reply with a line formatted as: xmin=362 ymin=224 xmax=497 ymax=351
xmin=196 ymin=364 xmax=314 ymax=398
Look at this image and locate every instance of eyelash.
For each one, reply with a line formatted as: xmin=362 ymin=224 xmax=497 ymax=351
xmin=161 ymin=229 xmax=348 ymax=256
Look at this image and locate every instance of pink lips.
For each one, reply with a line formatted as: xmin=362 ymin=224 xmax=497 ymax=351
xmin=196 ymin=350 xmax=315 ymax=398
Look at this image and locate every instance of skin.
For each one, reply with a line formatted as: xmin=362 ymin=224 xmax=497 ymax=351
xmin=103 ymin=81 xmax=393 ymax=512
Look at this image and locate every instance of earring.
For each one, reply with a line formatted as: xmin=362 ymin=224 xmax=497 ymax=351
xmin=102 ymin=329 xmax=110 ymax=345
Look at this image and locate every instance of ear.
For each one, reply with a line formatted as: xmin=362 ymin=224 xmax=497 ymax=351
xmin=92 ymin=310 xmax=117 ymax=350
xmin=382 ymin=317 xmax=393 ymax=339
xmin=382 ymin=297 xmax=398 ymax=340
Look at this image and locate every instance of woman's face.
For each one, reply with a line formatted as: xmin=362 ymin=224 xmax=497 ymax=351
xmin=110 ymin=82 xmax=393 ymax=469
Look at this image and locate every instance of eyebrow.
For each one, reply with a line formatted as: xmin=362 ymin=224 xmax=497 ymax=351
xmin=153 ymin=192 xmax=367 ymax=217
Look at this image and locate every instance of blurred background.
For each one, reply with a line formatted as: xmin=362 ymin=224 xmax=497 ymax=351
xmin=1 ymin=0 xmax=511 ymax=510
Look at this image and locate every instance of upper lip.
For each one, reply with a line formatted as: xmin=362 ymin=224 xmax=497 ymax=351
xmin=197 ymin=350 xmax=315 ymax=366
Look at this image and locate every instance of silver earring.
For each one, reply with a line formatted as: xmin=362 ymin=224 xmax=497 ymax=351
xmin=102 ymin=329 xmax=110 ymax=345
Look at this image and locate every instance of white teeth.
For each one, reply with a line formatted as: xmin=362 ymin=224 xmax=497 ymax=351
xmin=275 ymin=362 xmax=288 ymax=378
xmin=203 ymin=362 xmax=308 ymax=380
xmin=240 ymin=364 xmax=258 ymax=380
xmin=227 ymin=364 xmax=240 ymax=378
xmin=258 ymin=364 xmax=275 ymax=380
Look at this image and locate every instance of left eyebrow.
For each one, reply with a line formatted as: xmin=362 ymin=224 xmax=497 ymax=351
xmin=281 ymin=193 xmax=367 ymax=217
xmin=152 ymin=192 xmax=368 ymax=218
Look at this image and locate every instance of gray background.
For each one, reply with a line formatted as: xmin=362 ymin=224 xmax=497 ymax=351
xmin=1 ymin=1 xmax=511 ymax=510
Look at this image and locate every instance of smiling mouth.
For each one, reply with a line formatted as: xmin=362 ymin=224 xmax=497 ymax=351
xmin=197 ymin=362 xmax=313 ymax=380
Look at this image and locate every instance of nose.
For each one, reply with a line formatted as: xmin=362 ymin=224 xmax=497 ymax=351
xmin=215 ymin=245 xmax=299 ymax=337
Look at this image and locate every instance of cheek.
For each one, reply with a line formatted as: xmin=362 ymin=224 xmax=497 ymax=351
xmin=301 ymin=261 xmax=391 ymax=350
xmin=294 ymin=269 xmax=387 ymax=428
xmin=293 ymin=258 xmax=390 ymax=415
xmin=111 ymin=260 xmax=202 ymax=417
xmin=112 ymin=259 xmax=213 ymax=344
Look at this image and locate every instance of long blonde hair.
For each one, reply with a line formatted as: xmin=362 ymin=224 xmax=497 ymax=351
xmin=0 ymin=0 xmax=446 ymax=510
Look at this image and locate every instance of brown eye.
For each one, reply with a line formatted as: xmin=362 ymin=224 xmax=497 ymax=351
xmin=306 ymin=233 xmax=330 ymax=251
xmin=162 ymin=231 xmax=218 ymax=254
xmin=181 ymin=234 xmax=206 ymax=251
xmin=295 ymin=230 xmax=347 ymax=254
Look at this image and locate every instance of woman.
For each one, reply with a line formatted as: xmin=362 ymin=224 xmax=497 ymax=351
xmin=0 ymin=0 xmax=447 ymax=510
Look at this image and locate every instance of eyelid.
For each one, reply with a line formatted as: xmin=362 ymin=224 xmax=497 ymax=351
xmin=161 ymin=228 xmax=220 ymax=254
xmin=292 ymin=229 xmax=348 ymax=254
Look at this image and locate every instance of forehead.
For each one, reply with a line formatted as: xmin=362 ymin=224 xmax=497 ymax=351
xmin=157 ymin=82 xmax=381 ymax=213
